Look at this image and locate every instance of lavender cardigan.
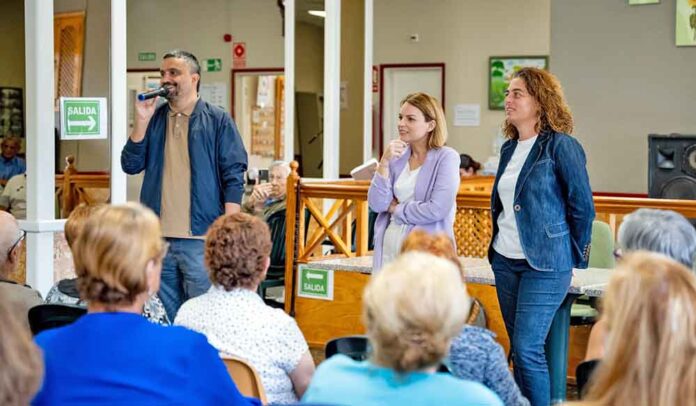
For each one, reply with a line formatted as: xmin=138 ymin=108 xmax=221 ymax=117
xmin=367 ymin=146 xmax=461 ymax=271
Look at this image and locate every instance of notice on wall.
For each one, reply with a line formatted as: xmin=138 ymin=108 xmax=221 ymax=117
xmin=200 ymin=82 xmax=228 ymax=111
xmin=297 ymin=265 xmax=334 ymax=301
xmin=453 ymin=103 xmax=480 ymax=127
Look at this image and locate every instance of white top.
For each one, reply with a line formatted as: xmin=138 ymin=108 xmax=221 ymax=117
xmin=381 ymin=164 xmax=421 ymax=267
xmin=0 ymin=174 xmax=26 ymax=219
xmin=175 ymin=286 xmax=309 ymax=404
xmin=493 ymin=135 xmax=538 ymax=259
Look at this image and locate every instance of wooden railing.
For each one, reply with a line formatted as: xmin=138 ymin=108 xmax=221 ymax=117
xmin=54 ymin=156 xmax=110 ymax=218
xmin=283 ymin=161 xmax=696 ymax=310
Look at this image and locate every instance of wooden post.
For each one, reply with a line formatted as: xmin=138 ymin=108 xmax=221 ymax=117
xmin=355 ymin=200 xmax=369 ymax=256
xmin=61 ymin=155 xmax=77 ymax=218
xmin=284 ymin=161 xmax=301 ymax=314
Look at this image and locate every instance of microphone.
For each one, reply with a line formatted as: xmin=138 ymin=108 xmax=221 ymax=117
xmin=137 ymin=87 xmax=169 ymax=101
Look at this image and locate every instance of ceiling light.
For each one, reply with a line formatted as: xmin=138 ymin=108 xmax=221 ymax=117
xmin=308 ymin=10 xmax=326 ymax=18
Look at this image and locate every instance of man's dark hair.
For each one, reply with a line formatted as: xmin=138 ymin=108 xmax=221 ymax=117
xmin=163 ymin=49 xmax=201 ymax=92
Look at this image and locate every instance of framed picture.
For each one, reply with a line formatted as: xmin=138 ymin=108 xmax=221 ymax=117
xmin=488 ymin=56 xmax=548 ymax=110
xmin=0 ymin=87 xmax=23 ymax=138
xmin=676 ymin=0 xmax=696 ymax=46
xmin=628 ymin=0 xmax=659 ymax=5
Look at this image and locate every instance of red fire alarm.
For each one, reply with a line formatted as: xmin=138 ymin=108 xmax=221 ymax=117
xmin=223 ymin=33 xmax=233 ymax=42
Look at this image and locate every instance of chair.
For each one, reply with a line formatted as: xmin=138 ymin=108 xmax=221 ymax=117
xmin=575 ymin=359 xmax=599 ymax=399
xmin=221 ymin=355 xmax=267 ymax=404
xmin=258 ymin=209 xmax=286 ymax=304
xmin=28 ymin=303 xmax=87 ymax=336
xmin=325 ymin=335 xmax=371 ymax=361
xmin=571 ymin=221 xmax=615 ymax=325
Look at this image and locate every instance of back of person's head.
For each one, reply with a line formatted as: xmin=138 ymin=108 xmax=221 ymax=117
xmin=0 ymin=297 xmax=43 ymax=406
xmin=363 ymin=252 xmax=469 ymax=373
xmin=459 ymin=154 xmax=481 ymax=173
xmin=585 ymin=251 xmax=696 ymax=406
xmin=64 ymin=204 xmax=105 ymax=248
xmin=73 ymin=203 xmax=163 ymax=306
xmin=400 ymin=92 xmax=448 ymax=148
xmin=205 ymin=212 xmax=272 ymax=290
xmin=618 ymin=208 xmax=696 ymax=270
xmin=0 ymin=211 xmax=21 ymax=276
xmin=399 ymin=230 xmax=462 ymax=276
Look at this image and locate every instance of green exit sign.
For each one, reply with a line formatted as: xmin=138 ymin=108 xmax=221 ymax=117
xmin=297 ymin=267 xmax=333 ymax=300
xmin=59 ymin=97 xmax=107 ymax=140
xmin=138 ymin=52 xmax=156 ymax=61
xmin=204 ymin=58 xmax=222 ymax=72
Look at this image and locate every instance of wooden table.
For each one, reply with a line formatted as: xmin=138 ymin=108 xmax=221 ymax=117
xmin=291 ymin=256 xmax=611 ymax=404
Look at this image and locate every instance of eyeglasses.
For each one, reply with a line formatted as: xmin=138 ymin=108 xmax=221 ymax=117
xmin=7 ymin=229 xmax=25 ymax=259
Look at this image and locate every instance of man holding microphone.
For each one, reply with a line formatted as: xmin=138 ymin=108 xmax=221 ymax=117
xmin=121 ymin=50 xmax=247 ymax=320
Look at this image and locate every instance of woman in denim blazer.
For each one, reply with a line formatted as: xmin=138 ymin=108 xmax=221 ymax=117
xmin=488 ymin=68 xmax=594 ymax=406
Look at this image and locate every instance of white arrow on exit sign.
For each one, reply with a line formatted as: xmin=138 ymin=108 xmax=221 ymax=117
xmin=68 ymin=116 xmax=97 ymax=131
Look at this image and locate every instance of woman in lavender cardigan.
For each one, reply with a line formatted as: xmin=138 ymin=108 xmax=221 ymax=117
xmin=367 ymin=92 xmax=460 ymax=271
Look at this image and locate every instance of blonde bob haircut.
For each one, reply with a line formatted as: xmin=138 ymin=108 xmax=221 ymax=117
xmin=73 ymin=203 xmax=164 ymax=307
xmin=583 ymin=251 xmax=696 ymax=406
xmin=363 ymin=252 xmax=470 ymax=373
xmin=400 ymin=92 xmax=448 ymax=149
xmin=502 ymin=67 xmax=574 ymax=140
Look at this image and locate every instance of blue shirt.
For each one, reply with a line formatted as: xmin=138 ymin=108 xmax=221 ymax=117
xmin=302 ymin=354 xmax=503 ymax=406
xmin=33 ymin=312 xmax=260 ymax=406
xmin=0 ymin=155 xmax=25 ymax=181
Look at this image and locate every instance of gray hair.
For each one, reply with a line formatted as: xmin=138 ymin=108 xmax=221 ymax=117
xmin=618 ymin=208 xmax=696 ymax=270
xmin=269 ymin=160 xmax=290 ymax=176
xmin=163 ymin=49 xmax=201 ymax=91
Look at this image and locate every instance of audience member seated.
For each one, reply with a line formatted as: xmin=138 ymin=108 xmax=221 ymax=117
xmin=0 ymin=295 xmax=43 ymax=406
xmin=585 ymin=208 xmax=696 ymax=361
xmin=32 ymin=203 xmax=259 ymax=405
xmin=400 ymin=231 xmax=529 ymax=406
xmin=459 ymin=153 xmax=481 ymax=177
xmin=0 ymin=211 xmax=42 ymax=326
xmin=302 ymin=252 xmax=503 ymax=405
xmin=0 ymin=136 xmax=25 ymax=189
xmin=175 ymin=213 xmax=315 ymax=404
xmin=0 ymin=173 xmax=25 ymax=219
xmin=44 ymin=204 xmax=169 ymax=325
xmin=580 ymin=252 xmax=696 ymax=405
xmin=242 ymin=161 xmax=290 ymax=221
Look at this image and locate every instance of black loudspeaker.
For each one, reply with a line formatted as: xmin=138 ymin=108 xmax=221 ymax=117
xmin=648 ymin=134 xmax=696 ymax=199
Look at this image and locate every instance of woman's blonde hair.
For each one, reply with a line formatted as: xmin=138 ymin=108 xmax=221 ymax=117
xmin=64 ymin=203 xmax=105 ymax=248
xmin=582 ymin=251 xmax=696 ymax=406
xmin=363 ymin=252 xmax=469 ymax=372
xmin=0 ymin=297 xmax=43 ymax=406
xmin=502 ymin=67 xmax=574 ymax=140
xmin=400 ymin=92 xmax=448 ymax=148
xmin=400 ymin=230 xmax=463 ymax=276
xmin=73 ymin=203 xmax=163 ymax=307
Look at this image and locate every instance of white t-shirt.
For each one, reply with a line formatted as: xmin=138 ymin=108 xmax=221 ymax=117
xmin=0 ymin=174 xmax=26 ymax=219
xmin=175 ymin=286 xmax=309 ymax=404
xmin=381 ymin=164 xmax=421 ymax=267
xmin=493 ymin=135 xmax=538 ymax=259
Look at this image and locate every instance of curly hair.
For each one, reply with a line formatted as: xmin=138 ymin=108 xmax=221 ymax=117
xmin=73 ymin=203 xmax=163 ymax=307
xmin=502 ymin=67 xmax=574 ymax=140
xmin=205 ymin=213 xmax=272 ymax=290
xmin=400 ymin=230 xmax=463 ymax=277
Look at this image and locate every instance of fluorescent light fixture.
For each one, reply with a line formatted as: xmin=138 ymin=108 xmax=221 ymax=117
xmin=308 ymin=10 xmax=326 ymax=18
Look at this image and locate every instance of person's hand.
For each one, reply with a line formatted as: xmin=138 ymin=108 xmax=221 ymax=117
xmin=249 ymin=183 xmax=273 ymax=205
xmin=380 ymin=139 xmax=407 ymax=164
xmin=134 ymin=97 xmax=159 ymax=124
xmin=388 ymin=198 xmax=398 ymax=214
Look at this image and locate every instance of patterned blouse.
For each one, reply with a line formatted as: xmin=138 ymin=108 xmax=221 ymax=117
xmin=175 ymin=286 xmax=309 ymax=405
xmin=44 ymin=278 xmax=170 ymax=326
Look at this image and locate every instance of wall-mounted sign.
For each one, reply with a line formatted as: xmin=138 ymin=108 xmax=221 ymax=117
xmin=138 ymin=52 xmax=156 ymax=62
xmin=233 ymin=42 xmax=247 ymax=69
xmin=297 ymin=266 xmax=334 ymax=300
xmin=60 ymin=97 xmax=108 ymax=140
xmin=204 ymin=58 xmax=222 ymax=72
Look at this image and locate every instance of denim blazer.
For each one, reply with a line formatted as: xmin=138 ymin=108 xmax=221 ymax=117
xmin=121 ymin=99 xmax=248 ymax=236
xmin=488 ymin=131 xmax=595 ymax=271
xmin=368 ymin=146 xmax=460 ymax=271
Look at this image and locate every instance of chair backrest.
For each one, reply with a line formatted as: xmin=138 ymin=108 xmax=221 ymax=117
xmin=589 ymin=220 xmax=615 ymax=269
xmin=28 ymin=304 xmax=87 ymax=336
xmin=221 ymin=355 xmax=268 ymax=404
xmin=325 ymin=335 xmax=371 ymax=361
xmin=575 ymin=359 xmax=599 ymax=399
xmin=267 ymin=209 xmax=287 ymax=278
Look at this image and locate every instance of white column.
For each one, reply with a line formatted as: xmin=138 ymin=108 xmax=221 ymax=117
xmin=24 ymin=0 xmax=56 ymax=296
xmin=323 ymin=0 xmax=341 ymax=180
xmin=363 ymin=0 xmax=373 ymax=162
xmin=110 ymin=0 xmax=127 ymax=203
xmin=283 ymin=0 xmax=295 ymax=163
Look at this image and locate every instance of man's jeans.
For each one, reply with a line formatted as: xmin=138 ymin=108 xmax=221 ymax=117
xmin=159 ymin=238 xmax=211 ymax=321
xmin=491 ymin=250 xmax=572 ymax=406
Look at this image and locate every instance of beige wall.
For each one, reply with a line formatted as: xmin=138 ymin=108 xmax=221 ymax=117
xmin=551 ymin=0 xmax=696 ymax=193
xmin=0 ymin=0 xmax=25 ymax=90
xmin=295 ymin=22 xmax=324 ymax=94
xmin=374 ymin=0 xmax=551 ymax=170
xmin=339 ymin=0 xmax=365 ymax=174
